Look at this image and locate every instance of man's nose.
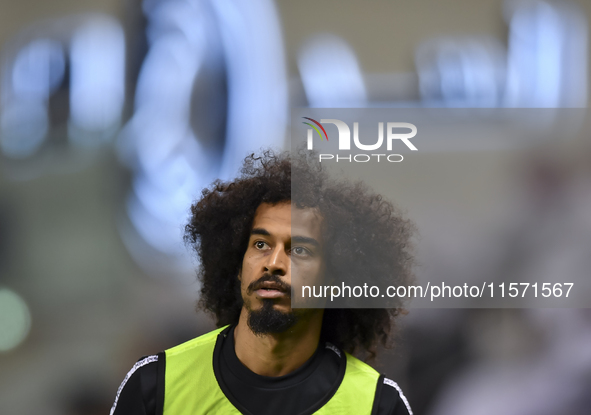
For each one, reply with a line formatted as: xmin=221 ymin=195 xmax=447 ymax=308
xmin=264 ymin=246 xmax=288 ymax=275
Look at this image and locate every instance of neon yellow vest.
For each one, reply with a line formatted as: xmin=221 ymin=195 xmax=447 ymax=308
xmin=164 ymin=326 xmax=380 ymax=414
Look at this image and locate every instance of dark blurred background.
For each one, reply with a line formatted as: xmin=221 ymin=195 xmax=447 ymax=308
xmin=1 ymin=0 xmax=591 ymax=414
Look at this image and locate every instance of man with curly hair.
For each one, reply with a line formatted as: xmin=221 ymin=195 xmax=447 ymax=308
xmin=111 ymin=151 xmax=415 ymax=415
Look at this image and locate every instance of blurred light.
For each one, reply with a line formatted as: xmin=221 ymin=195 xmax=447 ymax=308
xmin=119 ymin=0 xmax=209 ymax=265
xmin=298 ymin=34 xmax=367 ymax=108
xmin=118 ymin=0 xmax=287 ymax=277
xmin=0 ymin=288 xmax=31 ymax=352
xmin=504 ymin=1 xmax=588 ymax=108
xmin=12 ymin=39 xmax=65 ymax=100
xmin=134 ymin=33 xmax=203 ymax=116
xmin=143 ymin=0 xmax=206 ymax=47
xmin=69 ymin=16 xmax=125 ymax=142
xmin=416 ymin=37 xmax=506 ymax=107
xmin=132 ymin=150 xmax=207 ymax=226
xmin=1 ymin=14 xmax=127 ymax=164
xmin=1 ymin=39 xmax=65 ymax=159
xmin=126 ymin=192 xmax=186 ymax=256
xmin=415 ymin=0 xmax=587 ymax=109
xmin=211 ymin=0 xmax=288 ymax=180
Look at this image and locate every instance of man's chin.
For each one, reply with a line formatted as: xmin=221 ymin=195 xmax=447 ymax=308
xmin=247 ymin=300 xmax=298 ymax=335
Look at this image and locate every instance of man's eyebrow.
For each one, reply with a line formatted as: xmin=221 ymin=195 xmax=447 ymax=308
xmin=292 ymin=235 xmax=320 ymax=247
xmin=250 ymin=229 xmax=320 ymax=247
xmin=251 ymin=228 xmax=270 ymax=236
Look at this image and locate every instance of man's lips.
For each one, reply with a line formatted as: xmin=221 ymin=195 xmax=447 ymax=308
xmin=249 ymin=279 xmax=290 ymax=298
xmin=255 ymin=288 xmax=288 ymax=299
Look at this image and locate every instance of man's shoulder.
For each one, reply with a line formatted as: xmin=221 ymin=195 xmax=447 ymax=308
xmin=379 ymin=377 xmax=413 ymax=415
xmin=342 ymin=350 xmax=381 ymax=379
xmin=166 ymin=325 xmax=229 ymax=357
xmin=336 ymin=350 xmax=412 ymax=415
xmin=110 ymin=354 xmax=162 ymax=415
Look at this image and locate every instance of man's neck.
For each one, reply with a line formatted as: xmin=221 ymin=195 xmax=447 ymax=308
xmin=233 ymin=308 xmax=324 ymax=377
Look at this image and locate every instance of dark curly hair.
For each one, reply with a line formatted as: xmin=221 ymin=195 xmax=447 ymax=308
xmin=185 ymin=150 xmax=415 ymax=358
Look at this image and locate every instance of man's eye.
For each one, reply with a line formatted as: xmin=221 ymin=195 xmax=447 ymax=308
xmin=255 ymin=241 xmax=268 ymax=250
xmin=292 ymin=247 xmax=309 ymax=256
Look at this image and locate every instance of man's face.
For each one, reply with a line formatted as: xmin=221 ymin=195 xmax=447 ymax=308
xmin=239 ymin=202 xmax=324 ymax=334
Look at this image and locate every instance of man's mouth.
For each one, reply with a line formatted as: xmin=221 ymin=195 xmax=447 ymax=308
xmin=255 ymin=287 xmax=287 ymax=299
xmin=248 ymin=277 xmax=291 ymax=298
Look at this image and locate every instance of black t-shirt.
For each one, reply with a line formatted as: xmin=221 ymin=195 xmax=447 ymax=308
xmin=111 ymin=327 xmax=412 ymax=415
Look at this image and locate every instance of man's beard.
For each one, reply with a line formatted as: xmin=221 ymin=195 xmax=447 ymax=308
xmin=247 ymin=299 xmax=299 ymax=335
xmin=244 ymin=273 xmax=298 ymax=335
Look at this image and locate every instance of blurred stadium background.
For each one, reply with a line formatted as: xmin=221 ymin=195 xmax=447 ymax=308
xmin=1 ymin=0 xmax=591 ymax=414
